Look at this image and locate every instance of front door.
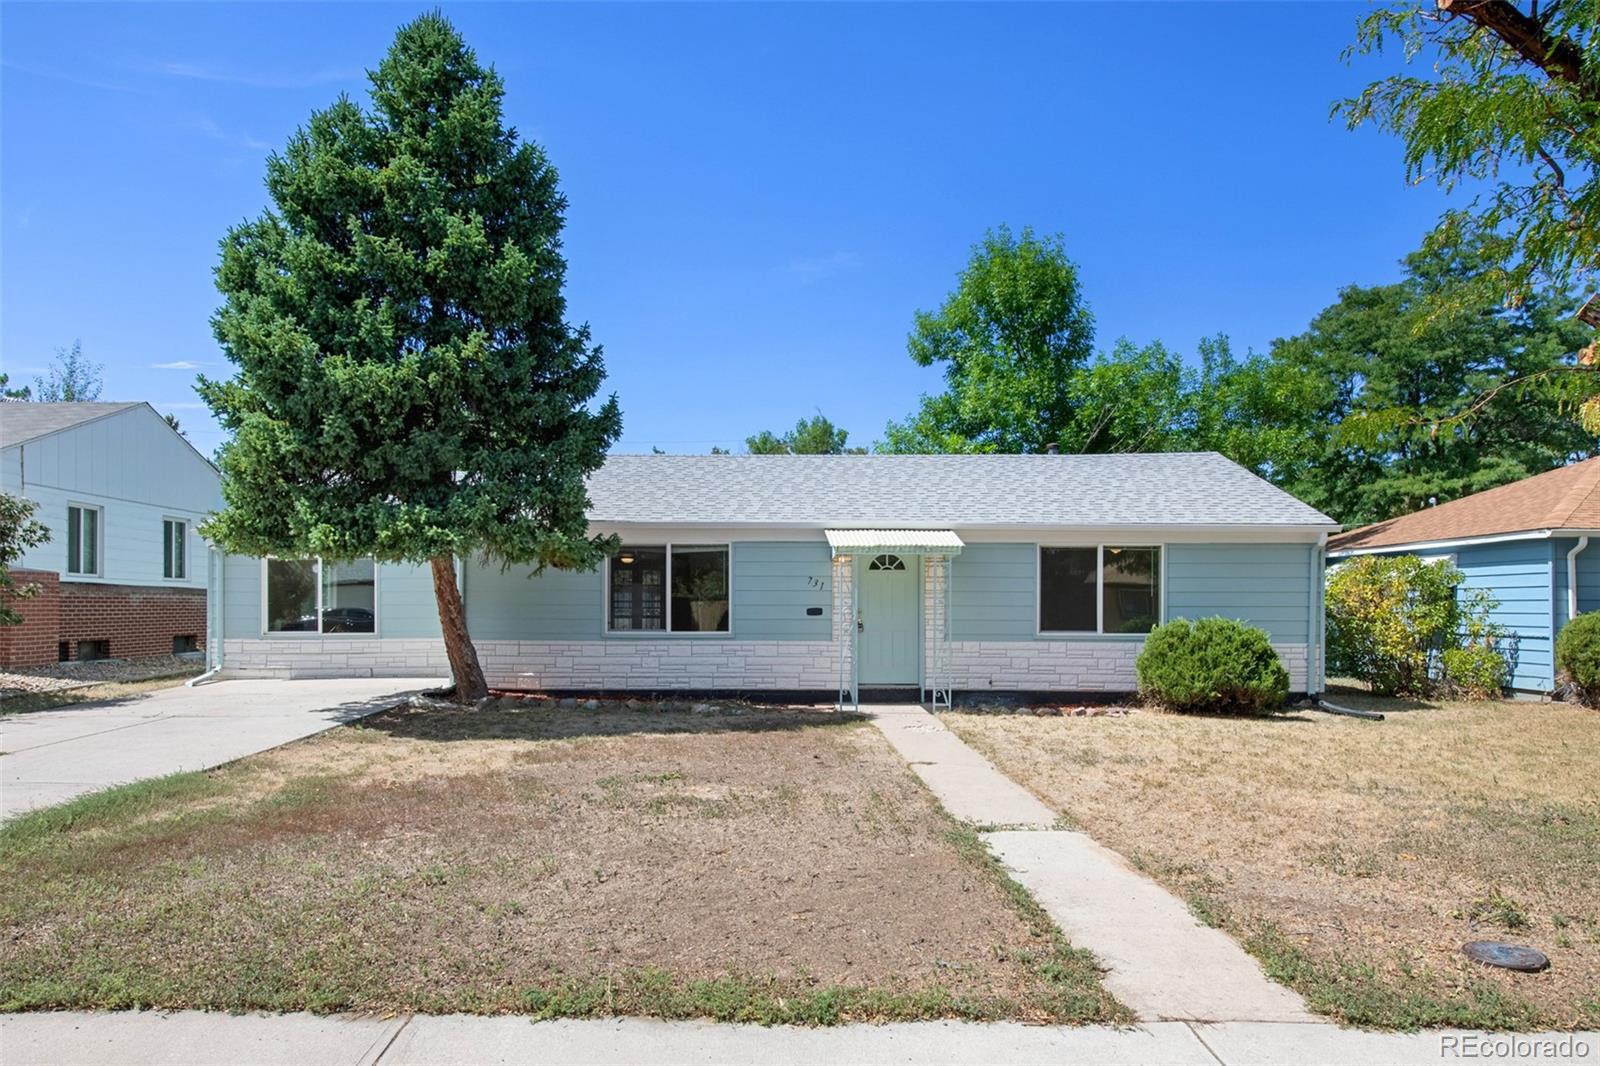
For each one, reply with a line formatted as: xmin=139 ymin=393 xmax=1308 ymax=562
xmin=858 ymin=554 xmax=918 ymax=685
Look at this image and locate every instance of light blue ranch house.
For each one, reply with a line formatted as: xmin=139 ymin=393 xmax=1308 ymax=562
xmin=1327 ymin=456 xmax=1600 ymax=696
xmin=206 ymin=453 xmax=1339 ymax=703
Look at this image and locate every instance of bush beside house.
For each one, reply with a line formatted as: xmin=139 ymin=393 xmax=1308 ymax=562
xmin=1555 ymin=612 xmax=1600 ymax=707
xmin=1326 ymin=555 xmax=1508 ymax=698
xmin=1135 ymin=617 xmax=1289 ymax=715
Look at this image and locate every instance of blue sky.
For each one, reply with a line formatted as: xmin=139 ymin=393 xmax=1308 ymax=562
xmin=3 ymin=2 xmax=1455 ymax=458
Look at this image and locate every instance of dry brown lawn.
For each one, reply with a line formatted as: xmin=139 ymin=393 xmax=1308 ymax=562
xmin=0 ymin=701 xmax=1123 ymax=1024
xmin=942 ymin=691 xmax=1600 ymax=1030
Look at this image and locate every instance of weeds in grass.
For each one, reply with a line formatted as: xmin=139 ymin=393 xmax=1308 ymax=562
xmin=1186 ymin=892 xmax=1231 ymax=930
xmin=0 ymin=773 xmax=222 ymax=855
xmin=1307 ymin=842 xmax=1382 ymax=879
xmin=514 ymin=969 xmax=1013 ymax=1025
xmin=1468 ymin=891 xmax=1531 ymax=931
xmin=941 ymin=821 xmax=1131 ymax=1025
xmin=1247 ymin=923 xmax=1544 ymax=1030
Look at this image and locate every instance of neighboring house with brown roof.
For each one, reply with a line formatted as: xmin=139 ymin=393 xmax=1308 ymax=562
xmin=1328 ymin=457 xmax=1600 ymax=694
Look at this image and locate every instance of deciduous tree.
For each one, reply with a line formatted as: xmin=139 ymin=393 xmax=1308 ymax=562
xmin=1273 ymin=238 xmax=1594 ymax=524
xmin=0 ymin=493 xmax=50 ymax=626
xmin=745 ymin=413 xmax=861 ymax=454
xmin=33 ymin=341 xmax=102 ymax=402
xmin=200 ymin=13 xmax=620 ymax=701
xmin=1340 ymin=0 xmax=1600 ymax=426
xmin=882 ymin=226 xmax=1095 ymax=453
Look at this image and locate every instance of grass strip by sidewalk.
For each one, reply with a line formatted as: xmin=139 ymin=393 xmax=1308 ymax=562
xmin=940 ymin=821 xmax=1132 ymax=1026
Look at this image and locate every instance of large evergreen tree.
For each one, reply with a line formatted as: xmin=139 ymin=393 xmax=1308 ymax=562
xmin=200 ymin=13 xmax=620 ymax=700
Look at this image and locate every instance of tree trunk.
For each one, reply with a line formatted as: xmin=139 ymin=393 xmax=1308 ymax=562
xmin=1437 ymin=0 xmax=1591 ymax=98
xmin=430 ymin=553 xmax=488 ymax=702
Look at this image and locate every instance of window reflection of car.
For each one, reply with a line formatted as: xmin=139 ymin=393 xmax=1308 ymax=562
xmin=321 ymin=607 xmax=376 ymax=633
xmin=278 ymin=615 xmax=319 ymax=632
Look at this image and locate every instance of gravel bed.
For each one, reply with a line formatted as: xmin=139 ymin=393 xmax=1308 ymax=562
xmin=0 ymin=654 xmax=205 ymax=698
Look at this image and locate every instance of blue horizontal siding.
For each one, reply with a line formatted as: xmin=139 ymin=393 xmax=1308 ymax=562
xmin=465 ymin=558 xmax=604 ymax=641
xmin=951 ymin=543 xmax=1036 ymax=641
xmin=731 ymin=541 xmax=832 ymax=640
xmin=1167 ymin=543 xmax=1313 ymax=643
xmin=1453 ymin=540 xmax=1554 ymax=691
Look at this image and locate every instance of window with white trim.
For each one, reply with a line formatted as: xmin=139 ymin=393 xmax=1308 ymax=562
xmin=265 ymin=558 xmax=376 ymax=634
xmin=608 ymin=544 xmax=729 ymax=633
xmin=66 ymin=504 xmax=102 ymax=576
xmin=163 ymin=519 xmax=187 ymax=579
xmin=1039 ymin=545 xmax=1161 ymax=634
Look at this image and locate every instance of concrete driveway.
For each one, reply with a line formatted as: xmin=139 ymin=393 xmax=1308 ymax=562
xmin=0 ymin=677 xmax=444 ymax=819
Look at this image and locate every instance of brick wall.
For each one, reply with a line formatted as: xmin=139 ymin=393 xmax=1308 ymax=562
xmin=58 ymin=581 xmax=206 ymax=661
xmin=0 ymin=568 xmax=62 ymax=668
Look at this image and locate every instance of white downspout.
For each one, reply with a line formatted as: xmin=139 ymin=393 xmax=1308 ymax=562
xmin=1313 ymin=533 xmax=1327 ymax=696
xmin=187 ymin=546 xmax=225 ymax=686
xmin=1567 ymin=536 xmax=1589 ymax=623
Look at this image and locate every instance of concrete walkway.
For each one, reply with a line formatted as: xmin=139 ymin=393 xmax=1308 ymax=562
xmin=866 ymin=702 xmax=1056 ymax=827
xmin=865 ymin=703 xmax=1316 ymax=1025
xmin=0 ymin=677 xmax=442 ymax=818
xmin=3 ymin=1012 xmax=1594 ymax=1065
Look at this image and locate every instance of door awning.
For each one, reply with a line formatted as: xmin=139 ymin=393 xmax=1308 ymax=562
xmin=825 ymin=529 xmax=964 ymax=558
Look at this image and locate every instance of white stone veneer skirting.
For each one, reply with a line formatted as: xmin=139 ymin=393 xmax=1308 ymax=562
xmin=478 ymin=640 xmax=839 ymax=691
xmin=220 ymin=638 xmax=451 ymax=679
xmin=222 ymin=635 xmax=1309 ymax=693
xmin=940 ymin=639 xmax=1308 ymax=693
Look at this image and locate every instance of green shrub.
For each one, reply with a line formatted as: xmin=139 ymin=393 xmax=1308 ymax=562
xmin=1135 ymin=617 xmax=1289 ymax=715
xmin=1326 ymin=555 xmax=1507 ymax=698
xmin=1555 ymin=611 xmax=1600 ymax=707
xmin=1440 ymin=645 xmax=1507 ymax=700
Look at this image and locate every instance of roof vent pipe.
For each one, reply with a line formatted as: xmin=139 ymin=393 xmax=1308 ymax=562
xmin=1044 ymin=442 xmax=1060 ymax=455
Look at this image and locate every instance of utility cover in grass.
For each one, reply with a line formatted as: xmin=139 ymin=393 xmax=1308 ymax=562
xmin=1463 ymin=942 xmax=1550 ymax=973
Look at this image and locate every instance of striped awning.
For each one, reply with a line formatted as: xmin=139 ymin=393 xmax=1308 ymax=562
xmin=825 ymin=529 xmax=964 ymax=558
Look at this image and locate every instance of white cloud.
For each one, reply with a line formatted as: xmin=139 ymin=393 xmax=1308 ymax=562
xmin=786 ymin=251 xmax=862 ymax=282
xmin=188 ymin=117 xmax=273 ymax=152
xmin=150 ymin=360 xmax=208 ymax=371
xmin=157 ymin=62 xmax=359 ymax=90
xmin=1 ymin=61 xmax=153 ymax=97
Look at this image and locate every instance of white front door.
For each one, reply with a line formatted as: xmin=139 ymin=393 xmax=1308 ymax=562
xmin=858 ymin=554 xmax=918 ymax=685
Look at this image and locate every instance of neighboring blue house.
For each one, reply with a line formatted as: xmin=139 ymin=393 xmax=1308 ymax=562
xmin=203 ymin=453 xmax=1338 ymax=703
xmin=1326 ymin=457 xmax=1600 ymax=695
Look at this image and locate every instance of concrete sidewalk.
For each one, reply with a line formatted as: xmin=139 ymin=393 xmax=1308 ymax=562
xmin=3 ymin=1011 xmax=1594 ymax=1065
xmin=0 ymin=677 xmax=442 ymax=818
xmin=866 ymin=703 xmax=1316 ymax=1025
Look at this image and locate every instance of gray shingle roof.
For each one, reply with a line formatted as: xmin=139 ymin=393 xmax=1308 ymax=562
xmin=586 ymin=453 xmax=1337 ymax=528
xmin=0 ymin=402 xmax=142 ymax=448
